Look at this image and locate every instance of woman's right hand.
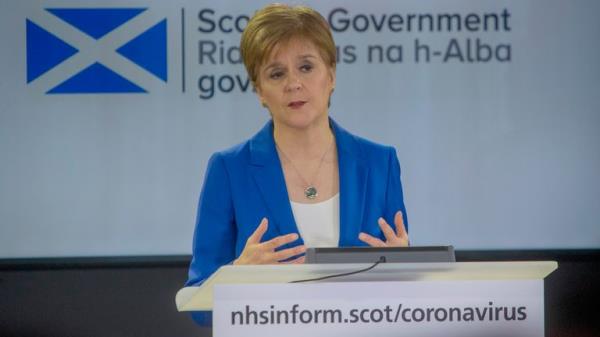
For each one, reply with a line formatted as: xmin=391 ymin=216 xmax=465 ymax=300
xmin=233 ymin=218 xmax=306 ymax=265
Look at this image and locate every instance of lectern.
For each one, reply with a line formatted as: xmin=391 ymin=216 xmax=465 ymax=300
xmin=176 ymin=261 xmax=557 ymax=337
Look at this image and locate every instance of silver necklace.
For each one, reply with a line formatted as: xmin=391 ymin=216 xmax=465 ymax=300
xmin=276 ymin=136 xmax=334 ymax=200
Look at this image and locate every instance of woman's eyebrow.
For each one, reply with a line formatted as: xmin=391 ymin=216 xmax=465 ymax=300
xmin=263 ymin=54 xmax=317 ymax=72
xmin=263 ymin=62 xmax=283 ymax=73
xmin=298 ymin=54 xmax=317 ymax=60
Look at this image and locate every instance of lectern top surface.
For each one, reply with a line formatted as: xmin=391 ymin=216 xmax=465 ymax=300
xmin=176 ymin=261 xmax=558 ymax=311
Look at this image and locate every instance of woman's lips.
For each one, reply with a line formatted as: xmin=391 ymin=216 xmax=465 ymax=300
xmin=288 ymin=101 xmax=306 ymax=109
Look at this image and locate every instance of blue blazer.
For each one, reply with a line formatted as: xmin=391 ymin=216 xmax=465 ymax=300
xmin=185 ymin=118 xmax=407 ymax=323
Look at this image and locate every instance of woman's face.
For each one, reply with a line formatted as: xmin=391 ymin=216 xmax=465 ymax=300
xmin=256 ymin=38 xmax=335 ymax=131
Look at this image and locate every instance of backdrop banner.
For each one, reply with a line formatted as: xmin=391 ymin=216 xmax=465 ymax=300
xmin=1 ymin=0 xmax=599 ymax=257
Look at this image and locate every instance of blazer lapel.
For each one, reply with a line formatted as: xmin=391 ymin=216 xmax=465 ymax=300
xmin=332 ymin=119 xmax=369 ymax=246
xmin=248 ymin=121 xmax=303 ymax=243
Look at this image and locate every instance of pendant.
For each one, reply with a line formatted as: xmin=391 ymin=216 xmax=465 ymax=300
xmin=304 ymin=186 xmax=318 ymax=199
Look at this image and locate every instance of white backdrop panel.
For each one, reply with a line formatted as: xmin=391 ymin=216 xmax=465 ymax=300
xmin=0 ymin=0 xmax=599 ymax=257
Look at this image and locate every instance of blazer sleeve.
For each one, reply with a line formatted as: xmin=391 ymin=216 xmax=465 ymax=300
xmin=383 ymin=147 xmax=409 ymax=233
xmin=186 ymin=152 xmax=236 ymax=287
xmin=185 ymin=152 xmax=237 ymax=326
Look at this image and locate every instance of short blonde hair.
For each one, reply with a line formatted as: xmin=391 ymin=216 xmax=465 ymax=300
xmin=240 ymin=4 xmax=336 ymax=87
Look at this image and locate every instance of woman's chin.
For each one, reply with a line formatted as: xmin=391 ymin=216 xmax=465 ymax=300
xmin=277 ymin=112 xmax=327 ymax=130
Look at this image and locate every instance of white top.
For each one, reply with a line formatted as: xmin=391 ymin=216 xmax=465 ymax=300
xmin=290 ymin=193 xmax=340 ymax=248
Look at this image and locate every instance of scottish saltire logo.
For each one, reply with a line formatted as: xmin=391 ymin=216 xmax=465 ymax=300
xmin=26 ymin=8 xmax=167 ymax=94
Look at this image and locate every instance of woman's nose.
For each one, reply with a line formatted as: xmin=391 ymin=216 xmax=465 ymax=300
xmin=285 ymin=73 xmax=302 ymax=91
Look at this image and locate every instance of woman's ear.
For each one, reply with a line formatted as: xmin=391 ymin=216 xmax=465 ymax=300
xmin=255 ymin=85 xmax=268 ymax=108
xmin=329 ymin=66 xmax=336 ymax=91
xmin=327 ymin=67 xmax=336 ymax=108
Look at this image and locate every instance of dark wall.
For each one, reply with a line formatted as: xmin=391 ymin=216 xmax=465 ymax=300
xmin=0 ymin=258 xmax=207 ymax=337
xmin=1 ymin=251 xmax=598 ymax=337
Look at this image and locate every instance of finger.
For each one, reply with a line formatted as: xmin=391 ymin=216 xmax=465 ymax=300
xmin=273 ymin=245 xmax=306 ymax=261
xmin=280 ymin=255 xmax=306 ymax=264
xmin=378 ymin=217 xmax=397 ymax=242
xmin=394 ymin=211 xmax=408 ymax=238
xmin=247 ymin=218 xmax=268 ymax=244
xmin=359 ymin=232 xmax=387 ymax=247
xmin=263 ymin=232 xmax=300 ymax=250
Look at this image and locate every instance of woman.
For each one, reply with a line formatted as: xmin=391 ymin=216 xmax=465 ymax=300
xmin=186 ymin=3 xmax=409 ymax=324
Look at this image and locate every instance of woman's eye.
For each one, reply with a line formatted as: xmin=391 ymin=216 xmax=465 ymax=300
xmin=270 ymin=71 xmax=284 ymax=79
xmin=300 ymin=64 xmax=313 ymax=72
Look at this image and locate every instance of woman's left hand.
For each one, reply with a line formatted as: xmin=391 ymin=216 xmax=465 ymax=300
xmin=358 ymin=211 xmax=409 ymax=247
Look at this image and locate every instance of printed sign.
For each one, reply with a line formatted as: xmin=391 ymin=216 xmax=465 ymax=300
xmin=213 ymin=280 xmax=544 ymax=337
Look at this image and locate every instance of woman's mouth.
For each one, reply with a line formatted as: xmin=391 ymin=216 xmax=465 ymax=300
xmin=288 ymin=101 xmax=306 ymax=109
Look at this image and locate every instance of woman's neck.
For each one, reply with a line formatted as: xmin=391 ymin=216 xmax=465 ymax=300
xmin=273 ymin=118 xmax=334 ymax=159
